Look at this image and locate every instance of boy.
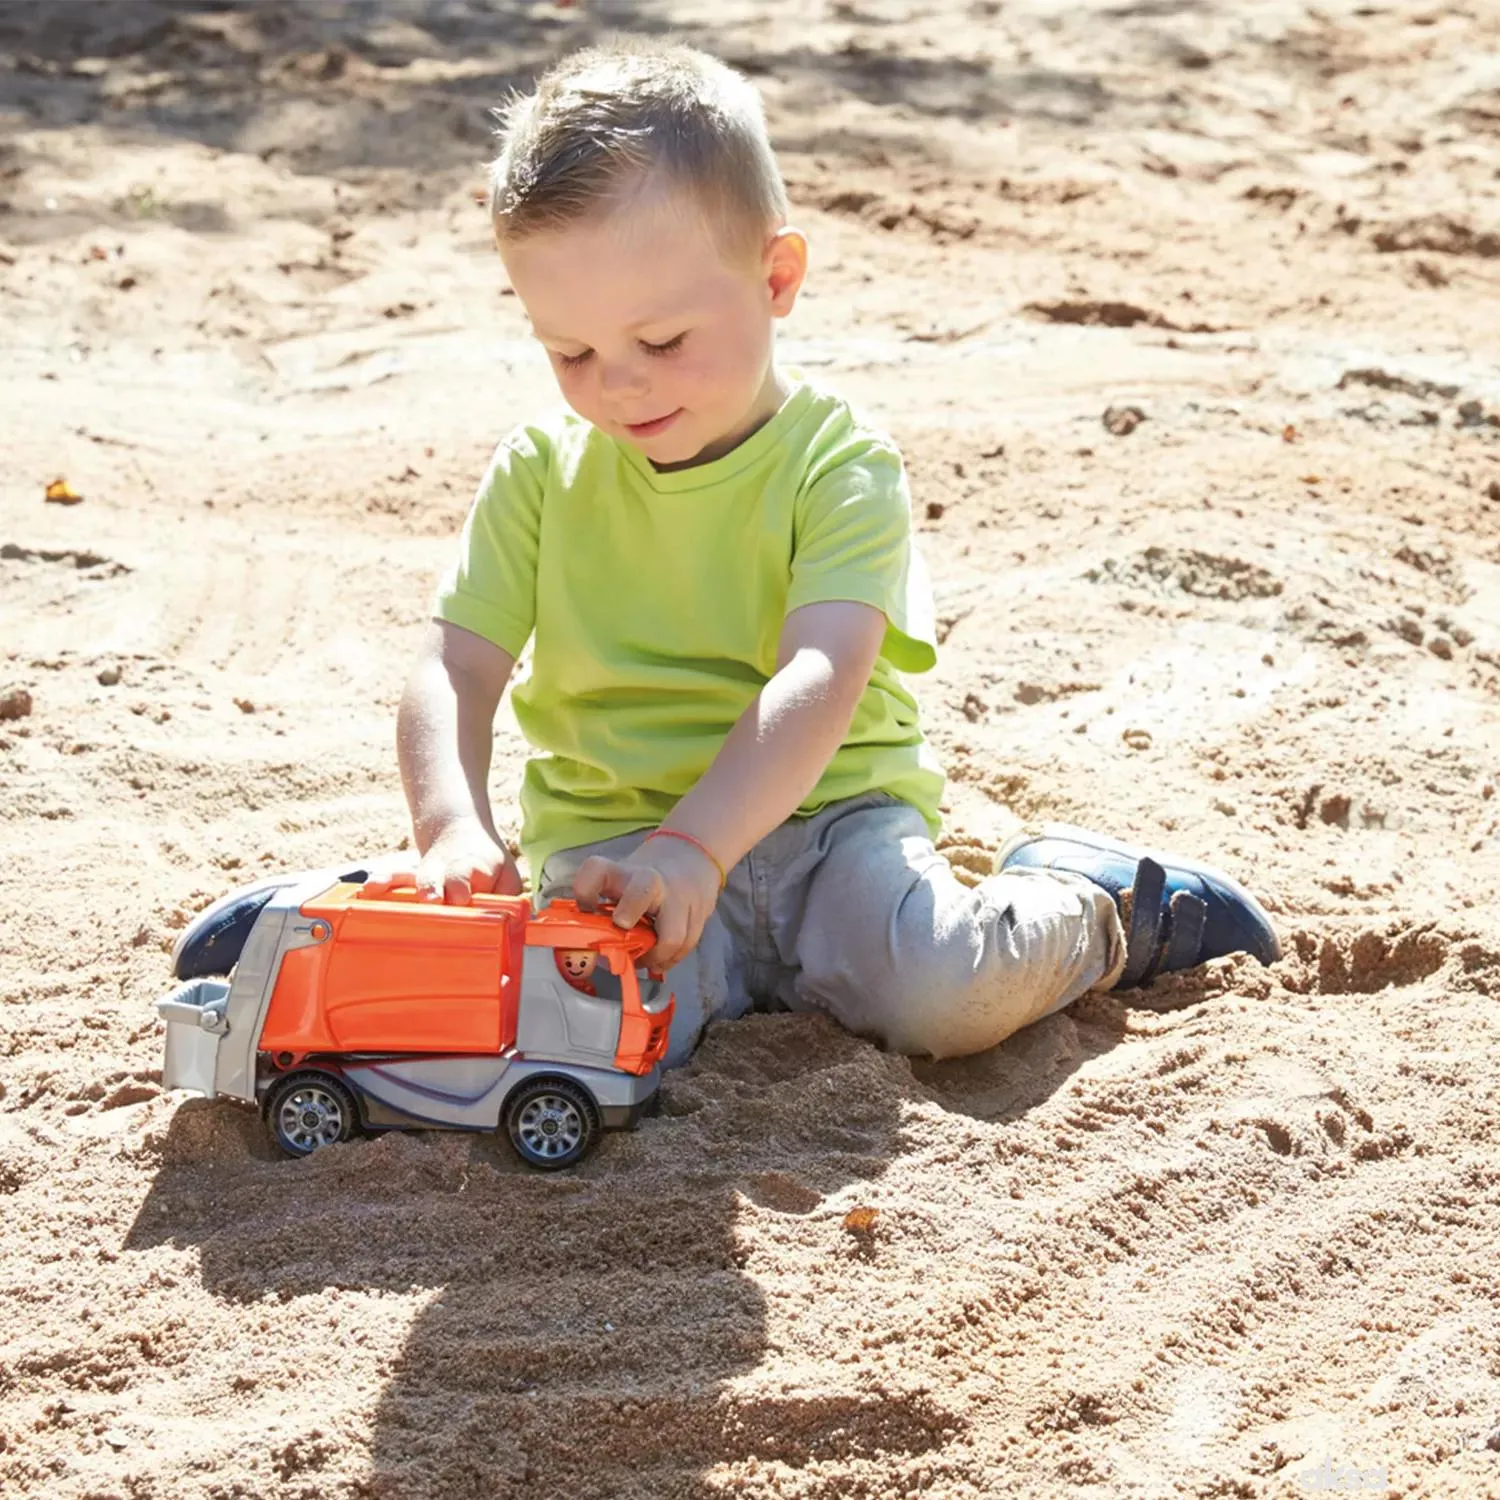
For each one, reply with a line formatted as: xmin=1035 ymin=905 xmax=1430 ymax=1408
xmin=382 ymin=40 xmax=1278 ymax=1068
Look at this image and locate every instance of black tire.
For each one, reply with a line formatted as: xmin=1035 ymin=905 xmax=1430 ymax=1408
xmin=265 ymin=1071 xmax=359 ymax=1158
xmin=503 ymin=1076 xmax=600 ymax=1171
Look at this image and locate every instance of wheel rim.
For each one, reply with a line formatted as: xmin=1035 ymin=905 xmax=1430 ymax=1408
xmin=276 ymin=1084 xmax=347 ymax=1153
xmin=515 ymin=1093 xmax=585 ymax=1160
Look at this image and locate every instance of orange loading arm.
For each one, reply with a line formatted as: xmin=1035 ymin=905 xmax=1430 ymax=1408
xmin=525 ymin=900 xmax=674 ymax=1075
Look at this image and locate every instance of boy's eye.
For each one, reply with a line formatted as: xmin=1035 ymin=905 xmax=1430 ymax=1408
xmin=549 ymin=333 xmax=683 ymax=370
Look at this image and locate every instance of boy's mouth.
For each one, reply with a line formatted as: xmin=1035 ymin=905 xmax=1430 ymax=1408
xmin=625 ymin=409 xmax=682 ymax=439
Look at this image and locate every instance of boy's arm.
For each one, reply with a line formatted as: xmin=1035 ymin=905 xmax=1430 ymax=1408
xmin=383 ymin=619 xmax=523 ymax=903
xmin=669 ymin=599 xmax=886 ymax=862
xmin=572 ymin=599 xmax=886 ymax=966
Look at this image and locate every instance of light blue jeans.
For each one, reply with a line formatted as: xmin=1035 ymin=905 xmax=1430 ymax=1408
xmin=538 ymin=793 xmax=1126 ymax=1069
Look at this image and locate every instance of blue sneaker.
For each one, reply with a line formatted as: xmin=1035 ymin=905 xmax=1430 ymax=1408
xmin=997 ymin=824 xmax=1280 ymax=989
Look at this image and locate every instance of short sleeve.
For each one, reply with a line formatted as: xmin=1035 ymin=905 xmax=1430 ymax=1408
xmin=431 ymin=427 xmax=548 ymax=659
xmin=787 ymin=440 xmax=938 ymax=674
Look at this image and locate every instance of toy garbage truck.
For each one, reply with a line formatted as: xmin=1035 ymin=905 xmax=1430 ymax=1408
xmin=155 ymin=867 xmax=674 ymax=1169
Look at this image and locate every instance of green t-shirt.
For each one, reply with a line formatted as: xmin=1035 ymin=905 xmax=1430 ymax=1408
xmin=433 ymin=376 xmax=946 ymax=882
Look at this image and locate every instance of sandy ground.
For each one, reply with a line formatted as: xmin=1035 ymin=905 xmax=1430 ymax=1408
xmin=3 ymin=1 xmax=1500 ymax=1495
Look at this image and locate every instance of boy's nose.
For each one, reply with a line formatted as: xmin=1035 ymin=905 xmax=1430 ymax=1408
xmin=598 ymin=355 xmax=649 ymax=399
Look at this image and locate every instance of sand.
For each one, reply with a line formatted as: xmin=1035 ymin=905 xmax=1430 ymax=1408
xmin=2 ymin=1 xmax=1499 ymax=1496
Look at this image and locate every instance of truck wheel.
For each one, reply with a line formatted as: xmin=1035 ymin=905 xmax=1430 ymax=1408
xmin=503 ymin=1077 xmax=599 ymax=1170
xmin=265 ymin=1071 xmax=359 ymax=1158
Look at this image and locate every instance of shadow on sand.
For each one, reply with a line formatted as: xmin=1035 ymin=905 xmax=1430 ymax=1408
xmin=0 ymin=0 xmax=1135 ymax=211
xmin=124 ymin=1003 xmax=1130 ymax=1496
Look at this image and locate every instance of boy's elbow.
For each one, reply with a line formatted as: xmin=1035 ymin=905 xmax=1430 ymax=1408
xmin=396 ymin=658 xmax=445 ymax=769
xmin=778 ymin=601 xmax=886 ymax=691
xmin=793 ymin=653 xmax=871 ymax=744
xmin=397 ymin=624 xmax=513 ymax=758
xmin=399 ymin=631 xmax=451 ymax=724
xmin=421 ymin=620 xmax=515 ymax=706
xmin=823 ymin=659 xmax=871 ymax=727
xmin=397 ymin=658 xmax=439 ymax=732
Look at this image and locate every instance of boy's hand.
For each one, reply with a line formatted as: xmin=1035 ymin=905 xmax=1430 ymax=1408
xmin=573 ymin=835 xmax=722 ymax=971
xmin=366 ymin=821 xmax=523 ymax=905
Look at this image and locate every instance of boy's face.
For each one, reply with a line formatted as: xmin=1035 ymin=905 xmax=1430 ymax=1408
xmin=500 ymin=180 xmax=806 ymax=469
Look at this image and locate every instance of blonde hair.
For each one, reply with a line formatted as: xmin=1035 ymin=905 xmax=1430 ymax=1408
xmin=488 ymin=40 xmax=788 ymax=260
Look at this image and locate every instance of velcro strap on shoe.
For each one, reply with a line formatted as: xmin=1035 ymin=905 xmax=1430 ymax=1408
xmin=1119 ymin=856 xmax=1167 ymax=988
xmin=1159 ymin=889 xmax=1208 ymax=979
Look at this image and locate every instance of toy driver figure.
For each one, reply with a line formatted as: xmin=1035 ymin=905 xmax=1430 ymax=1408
xmin=555 ymin=948 xmax=598 ymax=996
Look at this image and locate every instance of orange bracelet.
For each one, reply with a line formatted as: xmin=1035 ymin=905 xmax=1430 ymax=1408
xmin=644 ymin=828 xmax=727 ymax=890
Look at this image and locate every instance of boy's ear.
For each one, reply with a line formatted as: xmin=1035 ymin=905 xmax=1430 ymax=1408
xmin=765 ymin=226 xmax=808 ymax=318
